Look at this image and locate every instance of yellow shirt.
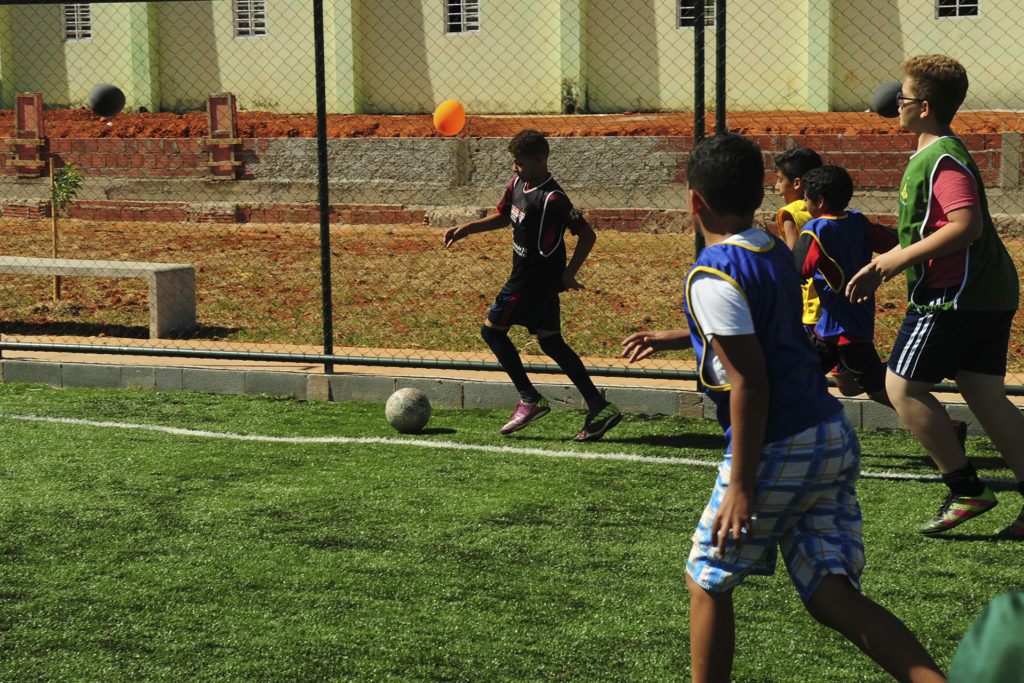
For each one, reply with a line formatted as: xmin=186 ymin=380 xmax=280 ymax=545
xmin=776 ymin=199 xmax=821 ymax=326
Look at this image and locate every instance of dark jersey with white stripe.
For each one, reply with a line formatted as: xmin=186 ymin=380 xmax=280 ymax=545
xmin=496 ymin=174 xmax=586 ymax=294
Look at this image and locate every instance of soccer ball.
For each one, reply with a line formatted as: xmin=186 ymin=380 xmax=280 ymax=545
xmin=385 ymin=388 xmax=431 ymax=434
xmin=87 ymin=83 xmax=126 ymax=117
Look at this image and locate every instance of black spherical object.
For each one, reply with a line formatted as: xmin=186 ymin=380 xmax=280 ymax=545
xmin=872 ymin=81 xmax=901 ymax=119
xmin=87 ymin=83 xmax=126 ymax=117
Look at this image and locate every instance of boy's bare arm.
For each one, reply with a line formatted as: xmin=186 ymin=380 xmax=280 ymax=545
xmin=847 ymin=205 xmax=982 ymax=302
xmin=779 ymin=216 xmax=800 ymax=249
xmin=443 ymin=212 xmax=511 ymax=248
xmin=621 ymin=328 xmax=693 ymax=363
xmin=562 ymin=220 xmax=596 ymax=290
xmin=708 ymin=333 xmax=769 ymax=556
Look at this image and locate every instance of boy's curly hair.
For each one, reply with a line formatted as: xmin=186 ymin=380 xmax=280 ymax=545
xmin=802 ymin=165 xmax=854 ymax=213
xmin=509 ymin=129 xmax=549 ymax=159
xmin=901 ymin=54 xmax=968 ymax=126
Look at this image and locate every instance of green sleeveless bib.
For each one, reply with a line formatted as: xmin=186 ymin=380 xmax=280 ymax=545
xmin=897 ymin=137 xmax=1018 ymax=312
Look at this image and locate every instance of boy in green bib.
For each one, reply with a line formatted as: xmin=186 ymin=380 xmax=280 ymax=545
xmin=847 ymin=55 xmax=1024 ymax=538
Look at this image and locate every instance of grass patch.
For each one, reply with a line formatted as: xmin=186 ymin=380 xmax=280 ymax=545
xmin=7 ymin=219 xmax=1024 ymax=379
xmin=0 ymin=383 xmax=1021 ymax=680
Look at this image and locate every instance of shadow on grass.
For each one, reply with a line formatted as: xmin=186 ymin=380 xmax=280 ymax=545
xmin=510 ymin=431 xmax=726 ymax=451
xmin=862 ymin=454 xmax=1009 ymax=472
xmin=929 ymin=532 xmax=1022 ymax=542
xmin=611 ymin=432 xmax=727 ymax=450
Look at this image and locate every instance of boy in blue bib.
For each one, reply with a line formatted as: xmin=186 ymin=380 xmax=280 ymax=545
xmin=622 ymin=133 xmax=942 ymax=683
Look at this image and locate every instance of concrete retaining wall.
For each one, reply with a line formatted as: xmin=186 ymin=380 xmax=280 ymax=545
xmin=0 ymin=356 xmax=986 ymax=436
xmin=2 ymin=133 xmax=1023 ymax=226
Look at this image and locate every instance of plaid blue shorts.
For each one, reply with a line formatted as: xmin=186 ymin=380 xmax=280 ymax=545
xmin=686 ymin=412 xmax=865 ymax=604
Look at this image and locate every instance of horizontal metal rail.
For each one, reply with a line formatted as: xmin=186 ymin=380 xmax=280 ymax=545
xmin=8 ymin=341 xmax=1024 ymax=396
xmin=0 ymin=340 xmax=700 ymax=381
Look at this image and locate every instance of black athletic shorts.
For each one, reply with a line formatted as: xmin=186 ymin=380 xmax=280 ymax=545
xmin=813 ymin=335 xmax=887 ymax=395
xmin=487 ymin=286 xmax=561 ymax=334
xmin=887 ymin=306 xmax=1014 ymax=383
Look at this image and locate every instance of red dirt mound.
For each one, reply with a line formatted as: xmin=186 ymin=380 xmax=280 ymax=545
xmin=1 ymin=108 xmax=1022 ymax=139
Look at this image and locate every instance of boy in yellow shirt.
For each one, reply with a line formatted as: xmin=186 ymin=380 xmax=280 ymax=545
xmin=773 ymin=146 xmax=823 ymax=248
xmin=774 ymin=147 xmax=825 ymax=331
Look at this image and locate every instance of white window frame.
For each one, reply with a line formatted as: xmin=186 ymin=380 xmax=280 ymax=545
xmin=234 ymin=0 xmax=267 ymax=38
xmin=62 ymin=3 xmax=91 ymax=42
xmin=677 ymin=0 xmax=716 ymax=29
xmin=445 ymin=1 xmax=480 ymax=35
xmin=936 ymin=0 xmax=979 ymax=18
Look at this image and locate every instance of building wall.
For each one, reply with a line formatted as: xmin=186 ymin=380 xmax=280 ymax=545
xmin=355 ymin=0 xmax=564 ymax=114
xmin=831 ymin=0 xmax=1024 ymax=111
xmin=0 ymin=1 xmax=1021 ymax=115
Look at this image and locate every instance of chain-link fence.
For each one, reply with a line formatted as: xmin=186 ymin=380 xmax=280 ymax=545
xmin=1 ymin=0 xmax=1023 ymax=384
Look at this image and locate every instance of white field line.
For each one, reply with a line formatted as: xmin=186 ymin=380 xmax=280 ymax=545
xmin=0 ymin=412 xmax=970 ymax=485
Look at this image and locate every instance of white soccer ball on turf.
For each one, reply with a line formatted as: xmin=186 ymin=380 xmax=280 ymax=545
xmin=385 ymin=387 xmax=431 ymax=434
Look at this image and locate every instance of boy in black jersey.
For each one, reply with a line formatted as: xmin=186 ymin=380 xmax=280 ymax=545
xmin=443 ymin=129 xmax=620 ymax=441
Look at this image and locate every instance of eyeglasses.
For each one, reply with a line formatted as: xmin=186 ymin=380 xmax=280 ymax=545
xmin=896 ymin=92 xmax=925 ymax=106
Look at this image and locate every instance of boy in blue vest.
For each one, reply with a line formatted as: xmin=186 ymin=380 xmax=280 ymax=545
xmin=794 ymin=165 xmax=900 ymax=405
xmin=773 ymin=147 xmax=868 ymax=397
xmin=443 ymin=129 xmax=621 ymax=441
xmin=622 ymin=133 xmax=942 ymax=682
xmin=797 ymin=165 xmax=970 ymax=446
xmin=847 ymin=55 xmax=1024 ymax=538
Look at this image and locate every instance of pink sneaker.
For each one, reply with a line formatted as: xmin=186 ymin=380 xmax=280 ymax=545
xmin=500 ymin=399 xmax=551 ymax=435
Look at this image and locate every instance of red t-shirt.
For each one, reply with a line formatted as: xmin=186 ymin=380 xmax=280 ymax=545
xmin=922 ymin=157 xmax=980 ymax=288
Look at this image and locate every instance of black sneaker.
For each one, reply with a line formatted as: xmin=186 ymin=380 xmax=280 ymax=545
xmin=995 ymin=506 xmax=1024 ymax=540
xmin=573 ymin=403 xmax=622 ymax=442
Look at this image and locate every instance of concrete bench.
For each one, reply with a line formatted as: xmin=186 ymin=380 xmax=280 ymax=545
xmin=0 ymin=256 xmax=196 ymax=339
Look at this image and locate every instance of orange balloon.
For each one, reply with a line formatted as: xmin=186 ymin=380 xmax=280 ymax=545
xmin=433 ymin=99 xmax=466 ymax=136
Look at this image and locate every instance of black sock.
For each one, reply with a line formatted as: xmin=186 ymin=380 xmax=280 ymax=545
xmin=481 ymin=325 xmax=542 ymax=404
xmin=538 ymin=334 xmax=605 ymax=413
xmin=941 ymin=462 xmax=985 ymax=497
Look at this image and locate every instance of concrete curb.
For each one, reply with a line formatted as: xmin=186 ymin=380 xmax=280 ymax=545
xmin=0 ymin=356 xmax=987 ymax=435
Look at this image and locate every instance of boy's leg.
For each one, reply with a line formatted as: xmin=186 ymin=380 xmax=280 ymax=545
xmin=955 ymin=370 xmax=1024 ymax=480
xmin=536 ymin=330 xmax=603 ymax=411
xmin=686 ymin=575 xmax=735 ymax=683
xmin=482 ymin=321 xmax=542 ymax=403
xmin=481 ymin=321 xmax=552 ymax=434
xmin=886 ymin=371 xmax=971 ymax=472
xmin=836 ymin=342 xmax=891 ymax=407
xmin=886 ymin=370 xmax=996 ymax=533
xmin=805 ymin=576 xmax=945 ymax=682
xmin=833 ymin=368 xmax=866 ymax=397
xmin=956 ymin=370 xmax=1024 ymax=537
xmin=537 ymin=330 xmax=621 ymax=441
xmin=813 ymin=336 xmax=864 ymax=397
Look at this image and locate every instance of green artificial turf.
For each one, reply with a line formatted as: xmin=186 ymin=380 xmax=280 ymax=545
xmin=0 ymin=383 xmax=1019 ymax=681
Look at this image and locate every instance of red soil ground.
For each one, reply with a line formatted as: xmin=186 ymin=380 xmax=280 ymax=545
xmin=2 ymin=108 xmax=1023 ymax=139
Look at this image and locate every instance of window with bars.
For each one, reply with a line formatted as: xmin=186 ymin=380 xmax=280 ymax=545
xmin=677 ymin=0 xmax=716 ymax=28
xmin=235 ymin=0 xmax=267 ymax=38
xmin=445 ymin=1 xmax=480 ymax=34
xmin=62 ymin=3 xmax=91 ymax=41
xmin=937 ymin=0 xmax=979 ymax=17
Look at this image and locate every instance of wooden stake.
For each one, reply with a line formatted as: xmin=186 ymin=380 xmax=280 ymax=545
xmin=50 ymin=157 xmax=61 ymax=301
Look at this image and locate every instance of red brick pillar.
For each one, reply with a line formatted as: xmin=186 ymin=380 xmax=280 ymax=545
xmin=204 ymin=92 xmax=243 ymax=180
xmin=5 ymin=92 xmax=48 ymax=178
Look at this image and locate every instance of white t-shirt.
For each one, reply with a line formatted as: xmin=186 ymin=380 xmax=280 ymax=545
xmin=688 ymin=228 xmax=765 ymax=385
